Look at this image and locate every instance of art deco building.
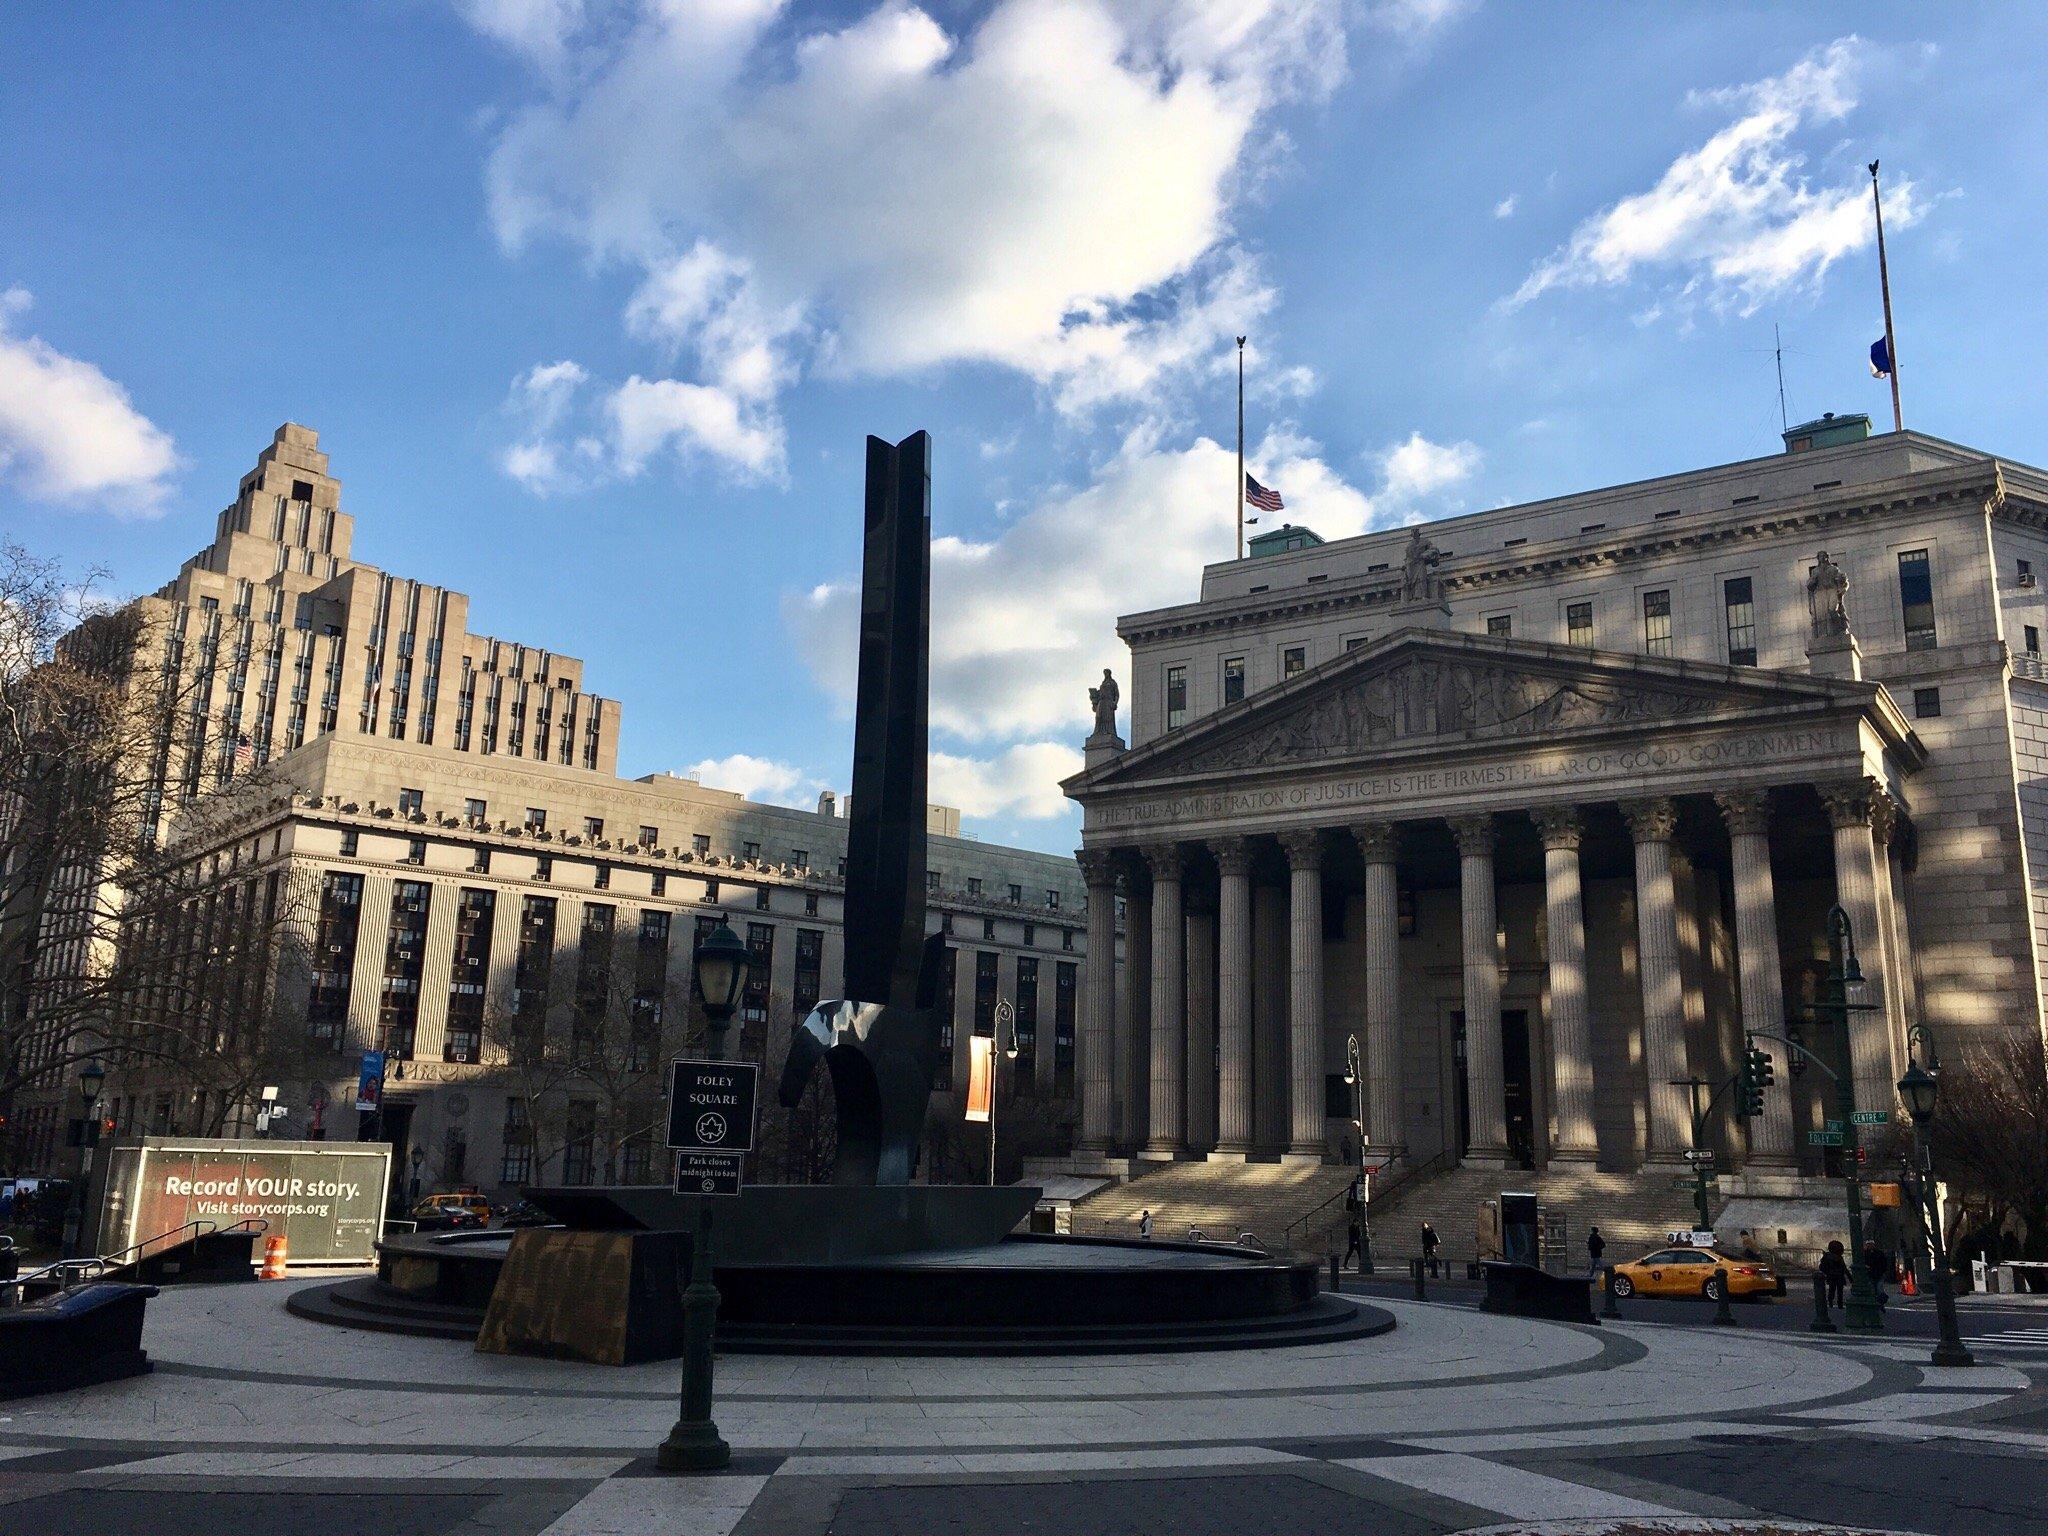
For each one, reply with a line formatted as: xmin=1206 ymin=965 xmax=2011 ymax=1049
xmin=1064 ymin=417 xmax=2048 ymax=1218
xmin=11 ymin=426 xmax=1091 ymax=1192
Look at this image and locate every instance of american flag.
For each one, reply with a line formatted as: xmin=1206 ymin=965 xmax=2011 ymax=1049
xmin=1245 ymin=472 xmax=1285 ymax=513
xmin=233 ymin=734 xmax=254 ymax=770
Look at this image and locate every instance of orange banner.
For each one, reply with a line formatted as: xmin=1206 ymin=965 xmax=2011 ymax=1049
xmin=964 ymin=1035 xmax=994 ymax=1122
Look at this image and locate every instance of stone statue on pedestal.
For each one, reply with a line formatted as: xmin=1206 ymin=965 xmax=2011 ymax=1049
xmin=1401 ymin=528 xmax=1444 ymax=604
xmin=1088 ymin=669 xmax=1120 ymax=738
xmin=1808 ymin=551 xmax=1851 ymax=637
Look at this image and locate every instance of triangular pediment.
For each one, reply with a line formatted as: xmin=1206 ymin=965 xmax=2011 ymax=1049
xmin=1071 ymin=628 xmax=1903 ymax=792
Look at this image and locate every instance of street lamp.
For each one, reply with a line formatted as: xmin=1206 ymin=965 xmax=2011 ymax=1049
xmin=987 ymin=996 xmax=1018 ymax=1187
xmin=659 ymin=919 xmax=750 ymax=1474
xmin=1343 ymin=1034 xmax=1372 ymax=1274
xmin=1824 ymin=905 xmax=1886 ymax=1334
xmin=60 ymin=1060 xmax=106 ymax=1260
xmin=1896 ymin=1054 xmax=1975 ymax=1368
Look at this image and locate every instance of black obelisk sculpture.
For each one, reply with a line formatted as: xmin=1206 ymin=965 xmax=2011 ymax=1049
xmin=777 ymin=431 xmax=946 ymax=1184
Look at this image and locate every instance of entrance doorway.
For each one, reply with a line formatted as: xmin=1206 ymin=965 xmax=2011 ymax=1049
xmin=1450 ymin=1009 xmax=1536 ymax=1169
xmin=359 ymin=1100 xmax=415 ymax=1215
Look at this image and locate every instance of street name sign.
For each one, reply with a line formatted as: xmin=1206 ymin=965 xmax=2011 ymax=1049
xmin=1808 ymin=1129 xmax=1846 ymax=1147
xmin=666 ymin=1059 xmax=760 ymax=1153
xmin=673 ymin=1151 xmax=744 ymax=1198
xmin=1850 ymin=1110 xmax=1891 ymax=1126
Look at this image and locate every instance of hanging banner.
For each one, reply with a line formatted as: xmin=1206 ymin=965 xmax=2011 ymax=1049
xmin=357 ymin=1050 xmax=387 ymax=1114
xmin=964 ymin=1034 xmax=995 ymax=1123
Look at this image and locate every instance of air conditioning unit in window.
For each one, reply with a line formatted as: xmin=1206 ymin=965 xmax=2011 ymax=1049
xmin=2021 ymin=573 xmax=2038 ymax=589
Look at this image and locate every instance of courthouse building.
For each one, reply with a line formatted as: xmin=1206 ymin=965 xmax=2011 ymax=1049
xmin=1064 ymin=417 xmax=2048 ymax=1194
xmin=12 ymin=425 xmax=1089 ymax=1191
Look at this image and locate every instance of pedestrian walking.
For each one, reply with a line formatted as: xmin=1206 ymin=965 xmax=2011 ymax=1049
xmin=1587 ymin=1224 xmax=1606 ymax=1278
xmin=1138 ymin=1209 xmax=1153 ymax=1241
xmin=1862 ymin=1239 xmax=1893 ymax=1307
xmin=1343 ymin=1180 xmax=1363 ymax=1270
xmin=1420 ymin=1220 xmax=1442 ymax=1278
xmin=1820 ymin=1239 xmax=1849 ymax=1309
xmin=1738 ymin=1229 xmax=1764 ymax=1262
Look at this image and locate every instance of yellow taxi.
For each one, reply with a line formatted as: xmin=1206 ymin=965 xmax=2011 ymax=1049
xmin=1604 ymin=1246 xmax=1778 ymax=1301
xmin=408 ymin=1192 xmax=493 ymax=1230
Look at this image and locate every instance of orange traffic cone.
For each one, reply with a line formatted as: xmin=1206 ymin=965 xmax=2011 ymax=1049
xmin=259 ymin=1234 xmax=289 ymax=1280
xmin=1900 ymin=1263 xmax=1919 ymax=1298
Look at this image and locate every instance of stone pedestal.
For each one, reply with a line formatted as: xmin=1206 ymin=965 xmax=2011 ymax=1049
xmin=1806 ymin=630 xmax=1863 ymax=681
xmin=1084 ymin=728 xmax=1127 ymax=769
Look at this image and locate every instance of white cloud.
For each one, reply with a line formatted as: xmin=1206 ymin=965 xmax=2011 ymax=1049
xmin=0 ymin=288 xmax=179 ymax=513
xmin=1493 ymin=193 xmax=1518 ymax=220
xmin=459 ymin=0 xmax=586 ymax=68
xmin=785 ymin=423 xmax=1475 ymax=746
xmin=683 ymin=753 xmax=828 ymax=808
xmin=467 ymin=0 xmax=1388 ymax=458
xmin=608 ymin=375 xmax=784 ymax=481
xmin=1507 ymin=38 xmax=1916 ymax=316
xmin=930 ymin=743 xmax=1086 ymax=821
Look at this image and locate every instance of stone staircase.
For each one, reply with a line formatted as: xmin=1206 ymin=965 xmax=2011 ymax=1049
xmin=1368 ymin=1160 xmax=1717 ymax=1272
xmin=1068 ymin=1160 xmax=1361 ymax=1254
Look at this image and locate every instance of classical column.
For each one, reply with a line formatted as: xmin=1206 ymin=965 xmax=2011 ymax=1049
xmin=1184 ymin=890 xmax=1218 ymax=1154
xmin=1871 ymin=797 xmax=1911 ymax=1085
xmin=1075 ymin=848 xmax=1119 ymax=1156
xmin=1715 ymin=790 xmax=1795 ymax=1167
xmin=1351 ymin=822 xmax=1404 ymax=1163
xmin=1119 ymin=869 xmax=1151 ymax=1151
xmin=1279 ymin=829 xmax=1327 ymax=1160
xmin=1252 ymin=881 xmax=1288 ymax=1150
xmin=1623 ymin=797 xmax=1693 ymax=1159
xmin=1143 ymin=844 xmax=1186 ymax=1158
xmin=1532 ymin=808 xmax=1597 ymax=1161
xmin=1449 ymin=814 xmax=1509 ymax=1162
xmin=1822 ymin=778 xmax=1896 ymax=1118
xmin=1211 ymin=837 xmax=1256 ymax=1159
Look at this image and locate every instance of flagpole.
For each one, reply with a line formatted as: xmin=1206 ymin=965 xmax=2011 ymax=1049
xmin=1235 ymin=335 xmax=1246 ymax=560
xmin=1869 ymin=160 xmax=1903 ymax=433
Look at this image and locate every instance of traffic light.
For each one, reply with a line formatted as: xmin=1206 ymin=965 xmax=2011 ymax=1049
xmin=1752 ymin=1046 xmax=1775 ymax=1092
xmin=1737 ymin=1045 xmax=1770 ymax=1117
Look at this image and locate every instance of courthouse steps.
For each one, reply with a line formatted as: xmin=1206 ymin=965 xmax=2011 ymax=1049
xmin=1366 ymin=1160 xmax=1722 ymax=1271
xmin=1067 ymin=1160 xmax=1360 ymax=1253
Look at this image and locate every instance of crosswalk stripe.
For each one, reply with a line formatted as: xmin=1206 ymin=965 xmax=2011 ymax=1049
xmin=1338 ymin=1452 xmax=1688 ymax=1521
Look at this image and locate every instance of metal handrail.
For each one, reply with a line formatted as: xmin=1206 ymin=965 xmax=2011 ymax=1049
xmin=1282 ymin=1148 xmax=1458 ymax=1255
xmin=13 ymin=1215 xmax=270 ymax=1297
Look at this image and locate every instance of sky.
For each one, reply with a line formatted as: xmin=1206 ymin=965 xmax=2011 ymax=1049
xmin=5 ymin=1 xmax=2048 ymax=855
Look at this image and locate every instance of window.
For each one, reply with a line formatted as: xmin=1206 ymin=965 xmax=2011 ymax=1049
xmin=535 ymin=854 xmax=552 ymax=882
xmin=742 ymin=922 xmax=773 ymax=1027
xmin=967 ymin=877 xmax=983 ymax=897
xmin=398 ymin=787 xmax=423 ymax=817
xmin=1022 ymin=922 xmax=1035 ymax=947
xmin=469 ymin=846 xmax=491 ymax=875
xmin=562 ymin=1101 xmax=596 ymax=1186
xmin=594 ymin=863 xmax=611 ymax=890
xmin=2020 ymin=558 xmax=2034 ymax=584
xmin=445 ymin=888 xmax=493 ymax=1064
xmin=1222 ymin=656 xmax=1245 ymax=705
xmin=1164 ymin=664 xmax=1188 ymax=730
xmin=1346 ymin=635 xmax=1369 ymax=652
xmin=1054 ymin=962 xmax=1077 ymax=1091
xmin=743 ymin=841 xmax=761 ymax=862
xmin=793 ymin=849 xmax=809 ymax=871
xmin=691 ymin=833 xmax=710 ymax=857
xmin=1281 ymin=645 xmax=1307 ymax=679
xmin=1566 ymin=602 xmax=1593 ymax=647
xmin=703 ymin=878 xmax=719 ymax=904
xmin=1014 ymin=956 xmax=1039 ymax=1087
xmin=1914 ymin=687 xmax=1942 ymax=719
xmin=754 ymin=886 xmax=770 ymax=911
xmin=377 ymin=880 xmax=432 ymax=1059
xmin=500 ymin=1099 xmax=532 ymax=1184
xmin=794 ymin=928 xmax=825 ymax=1022
xmin=2028 ymin=626 xmax=2042 ymax=655
xmin=1486 ymin=614 xmax=1512 ymax=638
xmin=652 ymin=872 xmax=667 ymax=897
xmin=308 ymin=872 xmax=364 ymax=1042
xmin=804 ymin=891 xmax=818 ymax=917
xmin=927 ymin=870 xmax=940 ymax=891
xmin=584 ymin=816 xmax=604 ymax=841
xmin=933 ymin=945 xmax=957 ymax=1089
xmin=639 ymin=825 xmax=659 ymax=848
xmin=405 ymin=837 xmax=426 ymax=866
xmin=1046 ymin=889 xmax=1059 ymax=910
xmin=982 ymin=917 xmax=996 ymax=940
xmin=1062 ymin=928 xmax=1075 ymax=952
xmin=525 ymin=807 xmax=547 ymax=832
xmin=465 ymin=797 xmax=486 ymax=822
xmin=1642 ymin=590 xmax=1672 ymax=657
xmin=1007 ymin=883 xmax=1022 ymax=904
xmin=1723 ymin=576 xmax=1756 ymax=666
xmin=974 ymin=950 xmax=999 ymax=1038
xmin=1899 ymin=549 xmax=1937 ymax=650
xmin=339 ymin=828 xmax=358 ymax=857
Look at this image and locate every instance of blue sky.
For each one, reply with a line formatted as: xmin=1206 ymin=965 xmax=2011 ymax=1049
xmin=5 ymin=1 xmax=2046 ymax=854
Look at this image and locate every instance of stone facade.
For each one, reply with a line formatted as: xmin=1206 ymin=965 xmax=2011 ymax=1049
xmin=1066 ymin=427 xmax=2048 ymax=1183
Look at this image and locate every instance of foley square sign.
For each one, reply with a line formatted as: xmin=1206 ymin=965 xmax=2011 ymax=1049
xmin=666 ymin=1059 xmax=760 ymax=1154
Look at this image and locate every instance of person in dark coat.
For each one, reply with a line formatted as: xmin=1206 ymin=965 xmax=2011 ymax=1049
xmin=1587 ymin=1225 xmax=1606 ymax=1278
xmin=1861 ymin=1239 xmax=1893 ymax=1306
xmin=1819 ymin=1240 xmax=1849 ymax=1308
xmin=1420 ymin=1220 xmax=1442 ymax=1278
xmin=1342 ymin=1180 xmax=1364 ymax=1269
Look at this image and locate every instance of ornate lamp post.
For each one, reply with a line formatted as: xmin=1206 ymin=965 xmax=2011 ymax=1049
xmin=988 ymin=996 xmax=1018 ymax=1187
xmin=1897 ymin=1054 xmax=1975 ymax=1368
xmin=658 ymin=919 xmax=751 ymax=1474
xmin=1343 ymin=1034 xmax=1372 ymax=1273
xmin=60 ymin=1060 xmax=106 ymax=1260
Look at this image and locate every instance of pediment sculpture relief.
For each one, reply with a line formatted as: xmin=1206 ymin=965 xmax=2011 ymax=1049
xmin=1171 ymin=656 xmax=1729 ymax=773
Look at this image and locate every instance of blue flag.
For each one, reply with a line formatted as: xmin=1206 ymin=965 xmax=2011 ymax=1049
xmin=1869 ymin=336 xmax=1893 ymax=379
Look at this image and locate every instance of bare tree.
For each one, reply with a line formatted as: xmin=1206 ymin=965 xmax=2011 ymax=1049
xmin=1923 ymin=1030 xmax=2048 ymax=1250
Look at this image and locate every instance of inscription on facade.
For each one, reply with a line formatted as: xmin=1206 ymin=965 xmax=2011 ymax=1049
xmin=1087 ymin=726 xmax=1852 ymax=831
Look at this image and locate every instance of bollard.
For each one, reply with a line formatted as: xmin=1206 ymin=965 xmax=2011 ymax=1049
xmin=1713 ymin=1267 xmax=1738 ymax=1326
xmin=1412 ymin=1256 xmax=1426 ymax=1300
xmin=1810 ymin=1272 xmax=1838 ymax=1333
xmin=1601 ymin=1263 xmax=1621 ymax=1320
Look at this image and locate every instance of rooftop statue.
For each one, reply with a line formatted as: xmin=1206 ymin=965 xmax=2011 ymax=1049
xmin=1808 ymin=550 xmax=1851 ymax=638
xmin=1088 ymin=668 xmax=1120 ymax=738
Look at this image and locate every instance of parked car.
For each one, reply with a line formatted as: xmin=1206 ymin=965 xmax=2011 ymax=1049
xmin=1603 ymin=1246 xmax=1777 ymax=1301
xmin=497 ymin=1199 xmax=555 ymax=1229
xmin=407 ymin=1193 xmax=491 ymax=1231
